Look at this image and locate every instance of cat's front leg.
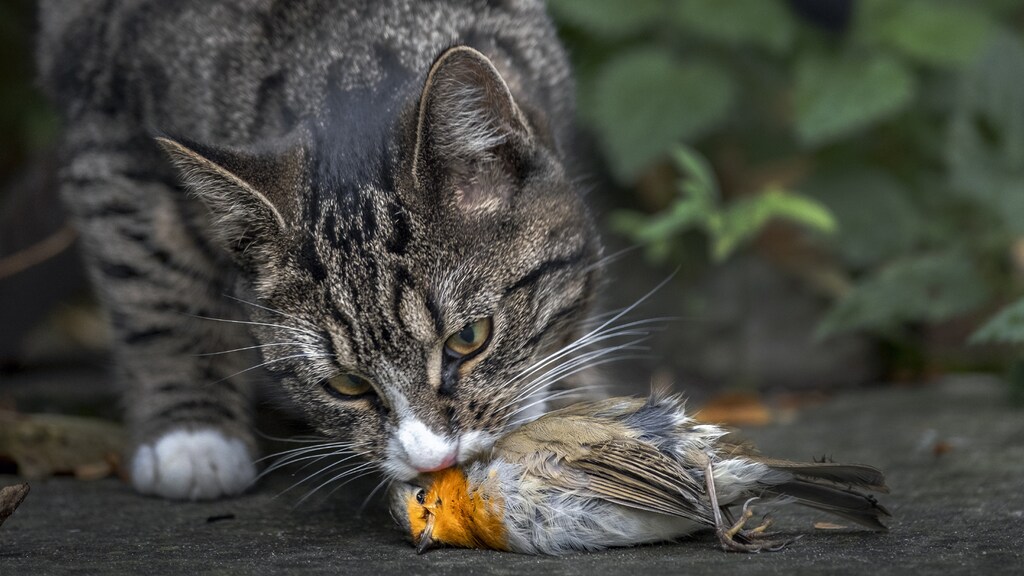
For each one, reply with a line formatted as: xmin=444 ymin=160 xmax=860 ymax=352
xmin=120 ymin=329 xmax=258 ymax=501
xmin=60 ymin=143 xmax=258 ymax=500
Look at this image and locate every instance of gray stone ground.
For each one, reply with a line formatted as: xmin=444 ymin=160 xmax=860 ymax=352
xmin=1 ymin=375 xmax=1023 ymax=575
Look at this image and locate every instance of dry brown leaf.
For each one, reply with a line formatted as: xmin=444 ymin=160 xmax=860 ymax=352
xmin=0 ymin=483 xmax=30 ymax=528
xmin=0 ymin=410 xmax=124 ymax=479
xmin=814 ymin=521 xmax=848 ymax=530
xmin=694 ymin=392 xmax=773 ymax=426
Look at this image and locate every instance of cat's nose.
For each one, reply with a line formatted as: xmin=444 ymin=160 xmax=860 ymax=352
xmin=397 ymin=417 xmax=460 ymax=472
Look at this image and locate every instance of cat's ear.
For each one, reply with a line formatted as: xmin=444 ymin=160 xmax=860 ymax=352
xmin=156 ymin=133 xmax=306 ymax=257
xmin=412 ymin=45 xmax=534 ymax=211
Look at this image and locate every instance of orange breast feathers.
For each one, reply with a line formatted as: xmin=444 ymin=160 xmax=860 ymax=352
xmin=406 ymin=467 xmax=509 ymax=551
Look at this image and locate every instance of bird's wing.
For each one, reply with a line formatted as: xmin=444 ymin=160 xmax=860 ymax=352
xmin=540 ymin=397 xmax=647 ymax=420
xmin=494 ymin=415 xmax=626 ymax=464
xmin=566 ymin=440 xmax=714 ymax=524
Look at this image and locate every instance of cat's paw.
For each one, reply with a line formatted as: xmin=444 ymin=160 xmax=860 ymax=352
xmin=130 ymin=429 xmax=256 ymax=500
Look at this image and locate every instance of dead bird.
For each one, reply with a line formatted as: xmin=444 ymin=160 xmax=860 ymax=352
xmin=392 ymin=393 xmax=890 ymax=555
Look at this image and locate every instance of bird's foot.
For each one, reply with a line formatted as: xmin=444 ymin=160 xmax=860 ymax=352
xmin=717 ymin=498 xmax=794 ymax=553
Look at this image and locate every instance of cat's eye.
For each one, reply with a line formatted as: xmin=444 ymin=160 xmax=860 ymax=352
xmin=444 ymin=317 xmax=492 ymax=358
xmin=325 ymin=373 xmax=374 ymax=398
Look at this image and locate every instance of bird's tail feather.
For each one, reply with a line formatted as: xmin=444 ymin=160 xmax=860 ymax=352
xmin=761 ymin=462 xmax=891 ymax=530
xmin=763 ymin=461 xmax=888 ymax=492
xmin=762 ymin=480 xmax=890 ymax=530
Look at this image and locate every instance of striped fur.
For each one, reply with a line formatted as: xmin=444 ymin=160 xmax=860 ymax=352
xmin=39 ymin=0 xmax=601 ymax=498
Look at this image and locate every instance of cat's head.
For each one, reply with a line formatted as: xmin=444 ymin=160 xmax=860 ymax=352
xmin=158 ymin=46 xmax=601 ymax=480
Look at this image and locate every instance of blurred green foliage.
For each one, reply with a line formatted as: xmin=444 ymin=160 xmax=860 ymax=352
xmin=611 ymin=147 xmax=835 ymax=262
xmin=549 ymin=0 xmax=1024 ymax=358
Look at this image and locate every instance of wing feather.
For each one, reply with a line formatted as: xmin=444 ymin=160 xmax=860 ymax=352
xmin=567 ymin=440 xmax=713 ymax=524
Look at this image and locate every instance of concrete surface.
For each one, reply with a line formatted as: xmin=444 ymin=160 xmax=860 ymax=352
xmin=1 ymin=376 xmax=1023 ymax=575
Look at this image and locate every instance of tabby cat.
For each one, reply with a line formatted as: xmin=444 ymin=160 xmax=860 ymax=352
xmin=37 ymin=0 xmax=602 ymax=500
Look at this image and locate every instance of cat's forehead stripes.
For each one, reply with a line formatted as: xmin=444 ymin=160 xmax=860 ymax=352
xmin=398 ymin=288 xmax=438 ymax=344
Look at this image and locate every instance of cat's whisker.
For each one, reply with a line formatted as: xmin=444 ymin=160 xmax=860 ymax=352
xmin=510 ymin=374 xmax=615 ymax=412
xmin=357 ymin=477 xmax=393 ymax=517
xmin=502 ymin=337 xmax=650 ymax=409
xmin=195 ymin=341 xmax=310 ymax=357
xmin=320 ymin=467 xmax=381 ymax=502
xmin=213 ymin=352 xmax=333 ymax=385
xmin=257 ymin=450 xmax=363 ymax=484
xmin=504 ymin=325 xmax=652 ymax=393
xmin=294 ymin=461 xmax=379 ymax=507
xmin=274 ymin=456 xmax=370 ymax=500
xmin=507 ymin=386 xmax=612 ymax=427
xmin=505 ymin=314 xmax=666 ymax=390
xmin=504 ymin=351 xmax=645 ymax=417
xmin=257 ymin=441 xmax=359 ymax=465
xmin=223 ymin=294 xmax=321 ymax=331
xmin=577 ymin=313 xmax=675 ymax=333
xmin=575 ymin=273 xmax=673 ymax=340
xmin=190 ymin=314 xmax=324 ymax=341
xmin=259 ymin=442 xmax=362 ymax=471
xmin=277 ymin=450 xmax=364 ymax=480
xmin=255 ymin=430 xmax=330 ymax=444
xmin=493 ymin=300 xmax=668 ymax=416
xmin=517 ymin=274 xmax=672 ymax=377
xmin=576 ymin=306 xmax=629 ymax=327
xmin=583 ymin=245 xmax=641 ymax=274
xmin=522 ymin=342 xmax=649 ymax=395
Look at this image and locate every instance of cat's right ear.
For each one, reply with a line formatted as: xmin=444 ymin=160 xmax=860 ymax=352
xmin=156 ymin=134 xmax=306 ymax=260
xmin=411 ymin=46 xmax=535 ymax=212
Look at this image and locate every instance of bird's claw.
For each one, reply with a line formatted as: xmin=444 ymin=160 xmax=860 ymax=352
xmin=702 ymin=464 xmax=794 ymax=554
xmin=717 ymin=500 xmax=793 ymax=553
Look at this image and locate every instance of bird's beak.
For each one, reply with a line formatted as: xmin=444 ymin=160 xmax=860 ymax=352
xmin=416 ymin=512 xmax=436 ymax=554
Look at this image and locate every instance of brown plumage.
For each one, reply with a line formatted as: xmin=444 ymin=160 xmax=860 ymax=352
xmin=394 ymin=394 xmax=890 ymax=555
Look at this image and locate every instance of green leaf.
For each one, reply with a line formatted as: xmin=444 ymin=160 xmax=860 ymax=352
xmin=946 ymin=32 xmax=1024 ymax=234
xmin=609 ymin=205 xmax=704 ymax=263
xmin=712 ymin=188 xmax=836 ymax=260
xmin=794 ymin=53 xmax=916 ymax=146
xmin=971 ymin=297 xmax=1024 ymax=345
xmin=859 ymin=0 xmax=994 ymax=67
xmin=547 ymin=0 xmax=665 ymax=39
xmin=592 ymin=50 xmax=736 ymax=182
xmin=608 ymin=146 xmax=719 ymax=262
xmin=807 ymin=169 xmax=926 ymax=269
xmin=818 ymin=252 xmax=990 ymax=337
xmin=609 ymin=200 xmax=709 ymax=244
xmin=671 ymin=146 xmax=719 ymax=203
xmin=672 ymin=0 xmax=795 ymax=53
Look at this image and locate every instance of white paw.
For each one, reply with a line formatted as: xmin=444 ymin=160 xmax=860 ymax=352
xmin=130 ymin=429 xmax=256 ymax=501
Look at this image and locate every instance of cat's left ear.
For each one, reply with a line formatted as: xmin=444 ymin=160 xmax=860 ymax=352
xmin=156 ymin=133 xmax=306 ymax=261
xmin=412 ymin=45 xmax=535 ymax=211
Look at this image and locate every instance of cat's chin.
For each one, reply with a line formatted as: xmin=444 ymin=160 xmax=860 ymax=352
xmin=130 ymin=428 xmax=256 ymax=500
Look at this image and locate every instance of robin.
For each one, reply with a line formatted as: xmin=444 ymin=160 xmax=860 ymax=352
xmin=392 ymin=393 xmax=889 ymax=555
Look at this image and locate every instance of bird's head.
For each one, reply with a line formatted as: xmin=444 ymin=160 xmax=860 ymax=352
xmin=397 ymin=467 xmax=508 ymax=553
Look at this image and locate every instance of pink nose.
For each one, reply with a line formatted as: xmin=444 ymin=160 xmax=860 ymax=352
xmin=414 ymin=451 xmax=458 ymax=473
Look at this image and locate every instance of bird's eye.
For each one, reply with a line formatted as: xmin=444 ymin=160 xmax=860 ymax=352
xmin=444 ymin=317 xmax=492 ymax=358
xmin=324 ymin=373 xmax=374 ymax=398
xmin=416 ymin=489 xmax=426 ymax=505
